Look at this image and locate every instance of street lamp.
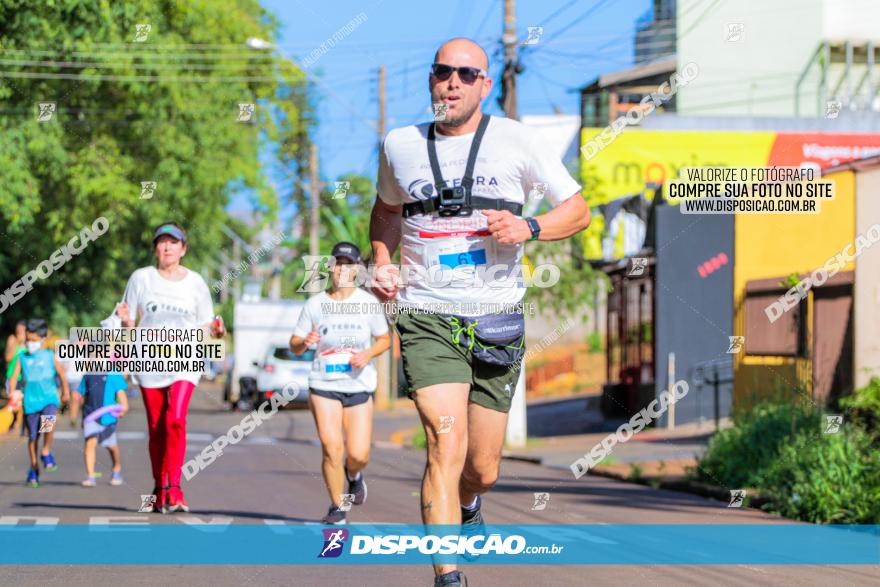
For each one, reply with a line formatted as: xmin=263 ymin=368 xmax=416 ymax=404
xmin=245 ymin=37 xmax=274 ymax=51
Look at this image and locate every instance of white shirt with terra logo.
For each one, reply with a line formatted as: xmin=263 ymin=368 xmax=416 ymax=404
xmin=292 ymin=288 xmax=389 ymax=393
xmin=377 ymin=115 xmax=581 ymax=316
xmin=123 ymin=266 xmax=214 ymax=388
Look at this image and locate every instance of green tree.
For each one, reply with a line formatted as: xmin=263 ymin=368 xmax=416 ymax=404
xmin=0 ymin=0 xmax=312 ymax=332
xmin=280 ymin=172 xmax=375 ymax=299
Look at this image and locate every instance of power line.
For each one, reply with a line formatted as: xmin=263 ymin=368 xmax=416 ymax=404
xmin=472 ymin=0 xmax=499 ymax=39
xmin=678 ymin=0 xmax=726 ymax=40
xmin=0 ymin=47 xmax=274 ymax=61
xmin=0 ymin=70 xmax=277 ymax=83
xmin=536 ymin=0 xmax=583 ymax=27
xmin=539 ymin=0 xmax=615 ymax=47
xmin=0 ymin=57 xmax=270 ymax=72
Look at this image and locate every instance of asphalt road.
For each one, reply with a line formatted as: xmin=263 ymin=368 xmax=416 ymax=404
xmin=1 ymin=382 xmax=876 ymax=586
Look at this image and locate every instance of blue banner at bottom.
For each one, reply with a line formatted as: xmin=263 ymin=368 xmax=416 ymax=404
xmin=1 ymin=524 xmax=878 ymax=565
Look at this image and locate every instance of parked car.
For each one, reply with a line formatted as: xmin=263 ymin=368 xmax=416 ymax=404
xmin=231 ymin=299 xmax=306 ymax=409
xmin=254 ymin=345 xmax=314 ymax=408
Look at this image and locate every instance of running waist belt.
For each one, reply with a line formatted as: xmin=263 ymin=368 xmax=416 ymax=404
xmin=402 ymin=114 xmax=523 ymax=219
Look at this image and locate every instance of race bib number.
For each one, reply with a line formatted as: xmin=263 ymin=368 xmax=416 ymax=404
xmin=425 ymin=236 xmax=495 ymax=269
xmin=318 ymin=352 xmax=353 ymax=380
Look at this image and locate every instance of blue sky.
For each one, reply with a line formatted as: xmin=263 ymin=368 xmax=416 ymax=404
xmin=259 ymin=0 xmax=651 ymax=189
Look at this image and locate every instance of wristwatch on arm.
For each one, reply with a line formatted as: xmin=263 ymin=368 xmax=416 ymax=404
xmin=525 ymin=217 xmax=541 ymax=241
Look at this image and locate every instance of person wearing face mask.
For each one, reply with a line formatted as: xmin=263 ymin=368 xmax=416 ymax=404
xmin=115 ymin=222 xmax=225 ymax=513
xmin=7 ymin=319 xmax=71 ymax=487
xmin=289 ymin=242 xmax=391 ymax=524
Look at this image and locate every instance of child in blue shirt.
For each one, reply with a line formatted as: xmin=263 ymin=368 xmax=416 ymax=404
xmin=7 ymin=319 xmax=70 ymax=487
xmin=75 ymin=371 xmax=129 ymax=486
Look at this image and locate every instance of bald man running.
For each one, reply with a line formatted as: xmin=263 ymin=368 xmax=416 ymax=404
xmin=370 ymin=38 xmax=591 ymax=586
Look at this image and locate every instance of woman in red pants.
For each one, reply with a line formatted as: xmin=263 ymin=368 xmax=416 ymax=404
xmin=116 ymin=222 xmax=224 ymax=513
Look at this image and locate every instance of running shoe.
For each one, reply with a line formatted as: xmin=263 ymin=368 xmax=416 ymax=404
xmin=110 ymin=471 xmax=124 ymax=486
xmin=40 ymin=453 xmax=57 ymax=472
xmin=460 ymin=496 xmax=485 ymax=561
xmin=163 ymin=485 xmax=190 ymax=513
xmin=348 ymin=473 xmax=367 ymax=505
xmin=461 ymin=495 xmax=484 ymax=530
xmin=434 ymin=571 xmax=467 ymax=586
xmin=81 ymin=476 xmax=97 ymax=487
xmin=26 ymin=468 xmax=39 ymax=488
xmin=321 ymin=505 xmax=347 ymax=525
xmin=143 ymin=486 xmax=165 ymax=513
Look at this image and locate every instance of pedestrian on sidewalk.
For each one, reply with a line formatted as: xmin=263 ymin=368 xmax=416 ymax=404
xmin=115 ymin=222 xmax=225 ymax=513
xmin=290 ymin=242 xmax=391 ymax=525
xmin=370 ymin=37 xmax=590 ymax=587
xmin=7 ymin=319 xmax=71 ymax=487
xmin=60 ymin=342 xmax=85 ymax=429
xmin=3 ymin=320 xmax=26 ymax=435
xmin=75 ymin=369 xmax=129 ymax=487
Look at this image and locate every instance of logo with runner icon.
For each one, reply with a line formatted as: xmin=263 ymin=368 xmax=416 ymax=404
xmin=318 ymin=528 xmax=349 ymax=558
xmin=824 ymin=414 xmax=843 ymax=434
xmin=531 ymin=492 xmax=550 ymax=511
xmin=138 ymin=494 xmax=157 ymax=512
xmin=338 ymin=493 xmax=355 ymax=512
xmin=36 ymin=102 xmax=56 ymax=122
xmin=140 ymin=181 xmax=157 ymax=200
xmin=38 ymin=415 xmax=56 ymax=433
xmin=728 ymin=489 xmax=746 ymax=508
xmin=332 ymin=181 xmax=350 ymax=200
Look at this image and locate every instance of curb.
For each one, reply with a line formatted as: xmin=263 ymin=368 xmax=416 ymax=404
xmin=372 ymin=440 xmax=405 ymax=450
xmin=388 ymin=427 xmax=416 ymax=447
xmin=588 ymin=467 xmax=772 ymax=507
xmin=500 ymin=453 xmax=543 ymax=465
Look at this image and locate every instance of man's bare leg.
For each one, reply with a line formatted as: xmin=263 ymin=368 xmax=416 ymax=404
xmin=413 ymin=382 xmax=470 ymax=576
xmin=460 ymin=402 xmax=508 ymax=508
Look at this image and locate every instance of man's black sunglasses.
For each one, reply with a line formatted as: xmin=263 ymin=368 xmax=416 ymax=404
xmin=430 ymin=63 xmax=487 ymax=84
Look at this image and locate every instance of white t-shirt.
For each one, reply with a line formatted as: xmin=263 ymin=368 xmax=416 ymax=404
xmin=292 ymin=289 xmax=389 ymax=393
xmin=377 ymin=115 xmax=581 ymax=316
xmin=122 ymin=266 xmax=214 ymax=388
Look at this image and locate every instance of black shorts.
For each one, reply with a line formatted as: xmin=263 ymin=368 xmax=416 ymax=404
xmin=310 ymin=388 xmax=372 ymax=408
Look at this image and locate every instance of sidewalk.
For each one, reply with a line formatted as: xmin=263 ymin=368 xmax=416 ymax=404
xmin=502 ymin=419 xmax=730 ymax=480
xmin=379 ymin=393 xmax=730 ymax=479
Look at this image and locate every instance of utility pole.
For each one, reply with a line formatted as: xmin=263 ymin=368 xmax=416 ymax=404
xmin=375 ymin=63 xmax=397 ymax=411
xmin=501 ymin=0 xmax=526 ymax=448
xmin=500 ymin=0 xmax=519 ymax=120
xmin=269 ymin=222 xmax=282 ymax=300
xmin=232 ymin=238 xmax=241 ymax=300
xmin=309 ymin=143 xmax=320 ymax=263
xmin=378 ymin=64 xmax=386 ymax=146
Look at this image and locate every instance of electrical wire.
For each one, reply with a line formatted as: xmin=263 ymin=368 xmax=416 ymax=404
xmin=538 ymin=0 xmax=615 ymax=47
xmin=472 ymin=0 xmax=499 ymax=39
xmin=678 ymin=0 xmax=726 ymax=40
xmin=0 ymin=70 xmax=277 ymax=83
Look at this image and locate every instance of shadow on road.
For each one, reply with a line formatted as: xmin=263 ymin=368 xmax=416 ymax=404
xmin=12 ymin=502 xmax=135 ymax=512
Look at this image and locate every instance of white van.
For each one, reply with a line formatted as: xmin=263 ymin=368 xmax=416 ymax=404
xmin=228 ymin=299 xmax=307 ymax=408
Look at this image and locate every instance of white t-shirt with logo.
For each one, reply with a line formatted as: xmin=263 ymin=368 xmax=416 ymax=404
xmin=377 ymin=115 xmax=581 ymax=316
xmin=122 ymin=266 xmax=215 ymax=388
xmin=292 ymin=289 xmax=389 ymax=393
